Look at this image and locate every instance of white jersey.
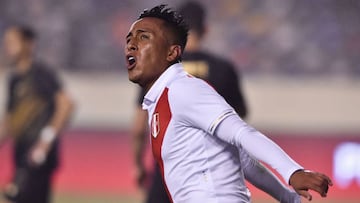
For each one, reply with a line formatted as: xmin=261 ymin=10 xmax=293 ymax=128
xmin=142 ymin=63 xmax=301 ymax=203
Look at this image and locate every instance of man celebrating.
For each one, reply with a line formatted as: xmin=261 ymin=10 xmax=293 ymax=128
xmin=132 ymin=2 xmax=302 ymax=203
xmin=0 ymin=25 xmax=74 ymax=203
xmin=125 ymin=4 xmax=331 ymax=202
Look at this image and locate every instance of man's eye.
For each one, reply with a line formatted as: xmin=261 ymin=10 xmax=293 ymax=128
xmin=140 ymin=34 xmax=149 ymax=40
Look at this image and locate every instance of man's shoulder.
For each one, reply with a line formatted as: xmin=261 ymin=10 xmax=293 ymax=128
xmin=32 ymin=62 xmax=58 ymax=77
xmin=167 ymin=74 xmax=216 ymax=106
xmin=32 ymin=61 xmax=50 ymax=72
xmin=169 ymin=73 xmax=207 ymax=91
xmin=209 ymin=54 xmax=236 ymax=71
xmin=184 ymin=51 xmax=235 ymax=70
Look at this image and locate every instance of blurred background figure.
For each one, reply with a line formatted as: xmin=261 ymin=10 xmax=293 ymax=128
xmin=180 ymin=1 xmax=247 ymax=118
xmin=0 ymin=25 xmax=74 ymax=203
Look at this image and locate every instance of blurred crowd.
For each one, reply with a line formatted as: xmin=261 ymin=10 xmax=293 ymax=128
xmin=0 ymin=0 xmax=359 ymax=77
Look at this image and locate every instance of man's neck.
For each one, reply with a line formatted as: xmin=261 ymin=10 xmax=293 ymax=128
xmin=15 ymin=57 xmax=32 ymax=74
xmin=185 ymin=34 xmax=202 ymax=52
xmin=185 ymin=41 xmax=201 ymax=52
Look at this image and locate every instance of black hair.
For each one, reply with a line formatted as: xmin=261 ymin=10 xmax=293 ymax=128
xmin=138 ymin=4 xmax=189 ymax=54
xmin=12 ymin=24 xmax=36 ymax=42
xmin=178 ymin=1 xmax=206 ymax=37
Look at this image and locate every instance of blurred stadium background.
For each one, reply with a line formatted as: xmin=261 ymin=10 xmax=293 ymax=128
xmin=0 ymin=0 xmax=359 ymax=202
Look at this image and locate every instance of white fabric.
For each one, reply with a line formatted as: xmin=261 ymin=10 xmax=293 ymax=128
xmin=239 ymin=148 xmax=301 ymax=203
xmin=215 ymin=114 xmax=303 ymax=183
xmin=40 ymin=126 xmax=56 ymax=143
xmin=143 ymin=63 xmax=302 ymax=203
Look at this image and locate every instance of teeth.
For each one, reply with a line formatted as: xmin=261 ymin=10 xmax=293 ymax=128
xmin=128 ymin=56 xmax=136 ymax=65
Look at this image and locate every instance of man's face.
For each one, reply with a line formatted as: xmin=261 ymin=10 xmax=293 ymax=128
xmin=125 ymin=17 xmax=173 ymax=89
xmin=3 ymin=28 xmax=29 ymax=65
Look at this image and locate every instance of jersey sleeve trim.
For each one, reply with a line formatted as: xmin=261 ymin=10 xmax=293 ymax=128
xmin=208 ymin=110 xmax=237 ymax=135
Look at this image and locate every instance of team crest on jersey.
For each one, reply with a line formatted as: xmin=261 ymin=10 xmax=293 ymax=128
xmin=151 ymin=113 xmax=160 ymax=138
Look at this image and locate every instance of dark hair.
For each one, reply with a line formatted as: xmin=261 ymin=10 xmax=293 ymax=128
xmin=138 ymin=4 xmax=189 ymax=54
xmin=12 ymin=25 xmax=36 ymax=42
xmin=178 ymin=1 xmax=206 ymax=37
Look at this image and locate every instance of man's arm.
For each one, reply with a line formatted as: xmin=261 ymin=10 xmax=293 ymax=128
xmin=240 ymin=148 xmax=301 ymax=203
xmin=224 ymin=63 xmax=248 ymax=119
xmin=29 ymin=90 xmax=74 ymax=165
xmin=131 ymin=106 xmax=148 ymax=188
xmin=227 ymin=66 xmax=299 ymax=202
xmin=0 ymin=114 xmax=10 ymax=148
xmin=172 ymin=79 xmax=332 ymax=200
xmin=215 ymin=114 xmax=332 ymax=200
xmin=47 ymin=90 xmax=75 ymax=132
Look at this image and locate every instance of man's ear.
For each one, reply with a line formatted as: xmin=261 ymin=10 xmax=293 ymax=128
xmin=167 ymin=45 xmax=182 ymax=62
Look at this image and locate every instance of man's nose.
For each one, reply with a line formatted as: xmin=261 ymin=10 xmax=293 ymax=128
xmin=126 ymin=40 xmax=137 ymax=51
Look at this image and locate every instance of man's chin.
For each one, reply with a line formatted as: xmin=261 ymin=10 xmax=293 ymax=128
xmin=129 ymin=78 xmax=147 ymax=89
xmin=128 ymin=76 xmax=141 ymax=84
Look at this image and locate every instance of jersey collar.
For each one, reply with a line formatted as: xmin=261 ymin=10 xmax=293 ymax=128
xmin=142 ymin=63 xmax=185 ymax=110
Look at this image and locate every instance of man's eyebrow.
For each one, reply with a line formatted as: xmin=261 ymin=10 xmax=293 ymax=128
xmin=126 ymin=32 xmax=132 ymax=39
xmin=137 ymin=29 xmax=149 ymax=33
xmin=126 ymin=29 xmax=151 ymax=39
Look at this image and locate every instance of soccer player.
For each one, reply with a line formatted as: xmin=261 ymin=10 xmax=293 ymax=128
xmin=126 ymin=4 xmax=332 ymax=203
xmin=132 ymin=2 xmax=301 ymax=203
xmin=0 ymin=25 xmax=74 ymax=203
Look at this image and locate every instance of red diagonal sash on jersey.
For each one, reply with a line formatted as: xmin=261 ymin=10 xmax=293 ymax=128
xmin=150 ymin=88 xmax=173 ymax=202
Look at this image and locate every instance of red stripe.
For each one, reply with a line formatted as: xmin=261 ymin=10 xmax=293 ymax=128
xmin=150 ymin=88 xmax=173 ymax=202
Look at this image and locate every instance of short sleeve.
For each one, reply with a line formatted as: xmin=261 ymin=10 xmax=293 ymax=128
xmin=34 ymin=65 xmax=62 ymax=100
xmin=169 ymin=77 xmax=236 ymax=135
xmin=222 ymin=62 xmax=248 ymax=119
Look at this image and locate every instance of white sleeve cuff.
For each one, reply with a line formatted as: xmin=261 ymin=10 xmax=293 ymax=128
xmin=40 ymin=126 xmax=57 ymax=143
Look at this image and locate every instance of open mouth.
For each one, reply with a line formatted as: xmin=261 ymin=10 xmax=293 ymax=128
xmin=127 ymin=55 xmax=136 ymax=69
